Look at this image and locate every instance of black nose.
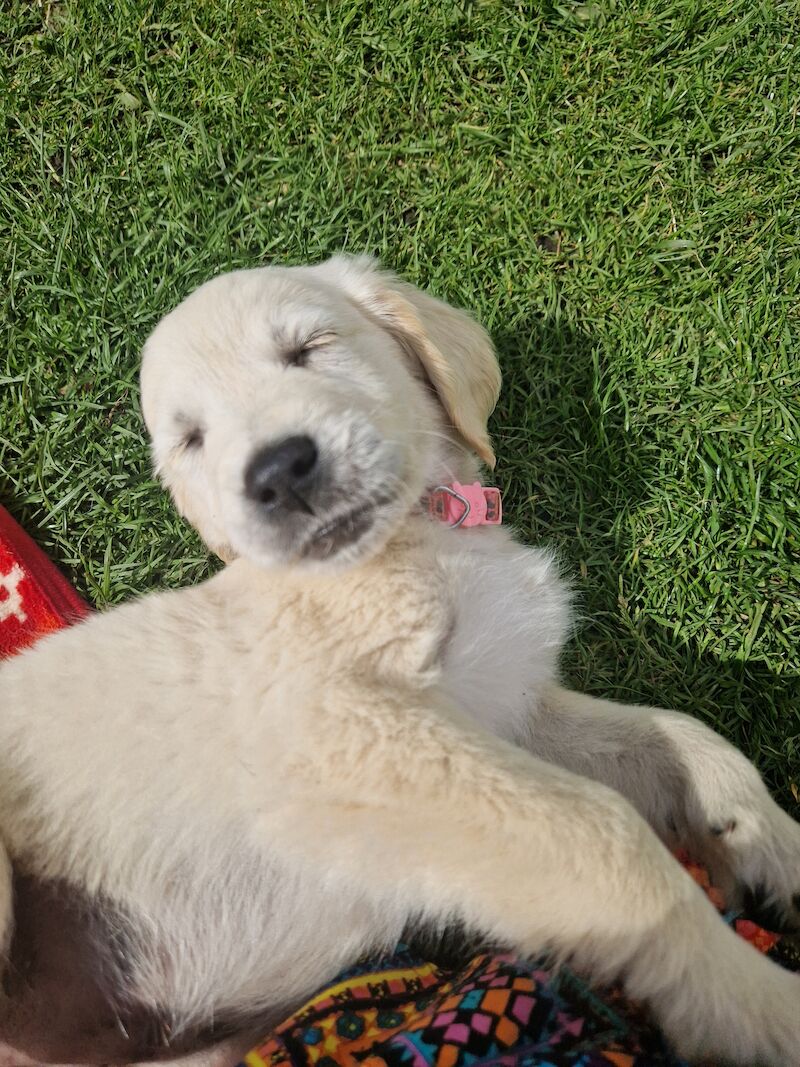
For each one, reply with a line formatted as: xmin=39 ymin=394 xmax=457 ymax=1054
xmin=244 ymin=435 xmax=318 ymax=512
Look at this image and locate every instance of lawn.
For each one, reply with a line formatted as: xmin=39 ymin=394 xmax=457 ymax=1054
xmin=1 ymin=0 xmax=798 ymax=811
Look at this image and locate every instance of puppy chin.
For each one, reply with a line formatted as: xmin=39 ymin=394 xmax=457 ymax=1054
xmin=229 ymin=498 xmax=411 ymax=574
xmin=302 ymin=506 xmax=408 ymax=573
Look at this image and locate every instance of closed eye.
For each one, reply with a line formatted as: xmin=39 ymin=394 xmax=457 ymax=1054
xmin=283 ymin=332 xmax=336 ymax=368
xmin=183 ymin=427 xmax=204 ymax=450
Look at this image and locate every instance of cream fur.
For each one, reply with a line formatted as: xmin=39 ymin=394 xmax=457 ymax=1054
xmin=0 ymin=256 xmax=798 ymax=1066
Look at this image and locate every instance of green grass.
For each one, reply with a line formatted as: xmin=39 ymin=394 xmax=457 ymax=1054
xmin=1 ymin=0 xmax=798 ymax=811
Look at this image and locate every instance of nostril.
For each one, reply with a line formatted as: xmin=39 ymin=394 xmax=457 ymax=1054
xmin=283 ymin=435 xmax=317 ymax=473
xmin=259 ymin=487 xmax=277 ymax=506
xmin=290 ymin=444 xmax=317 ymax=480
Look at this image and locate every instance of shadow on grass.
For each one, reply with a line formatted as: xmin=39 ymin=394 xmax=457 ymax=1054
xmin=492 ymin=316 xmax=799 ymax=817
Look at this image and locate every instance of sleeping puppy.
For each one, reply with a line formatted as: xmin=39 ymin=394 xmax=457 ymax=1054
xmin=0 ymin=255 xmax=798 ymax=1066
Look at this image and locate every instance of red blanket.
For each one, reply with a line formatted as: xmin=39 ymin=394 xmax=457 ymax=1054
xmin=0 ymin=506 xmax=89 ymax=655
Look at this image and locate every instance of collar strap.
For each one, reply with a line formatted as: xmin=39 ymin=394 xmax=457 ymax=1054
xmin=427 ymin=482 xmax=502 ymax=528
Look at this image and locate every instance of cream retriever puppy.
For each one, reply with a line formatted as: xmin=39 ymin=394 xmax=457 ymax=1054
xmin=0 ymin=254 xmax=799 ymax=1066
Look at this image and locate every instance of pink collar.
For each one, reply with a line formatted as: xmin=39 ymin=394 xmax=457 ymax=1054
xmin=426 ymin=482 xmax=502 ymax=528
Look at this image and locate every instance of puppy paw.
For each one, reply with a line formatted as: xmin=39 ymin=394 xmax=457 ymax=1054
xmin=720 ymin=800 xmax=800 ymax=932
xmin=675 ymin=745 xmax=800 ymax=931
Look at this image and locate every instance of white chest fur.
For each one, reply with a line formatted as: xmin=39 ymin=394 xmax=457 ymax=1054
xmin=430 ymin=525 xmax=571 ymax=741
xmin=225 ymin=521 xmax=572 ymax=745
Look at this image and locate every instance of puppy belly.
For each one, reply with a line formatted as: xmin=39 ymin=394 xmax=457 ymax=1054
xmin=0 ymin=856 xmax=404 ymax=1062
xmin=0 ymin=874 xmax=182 ymax=1064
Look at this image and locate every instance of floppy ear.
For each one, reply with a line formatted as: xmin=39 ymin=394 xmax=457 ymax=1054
xmin=315 ymin=255 xmax=502 ymax=468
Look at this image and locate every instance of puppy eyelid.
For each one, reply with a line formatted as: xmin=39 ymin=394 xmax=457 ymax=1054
xmin=182 ymin=427 xmax=204 ymax=450
xmin=283 ymin=332 xmax=336 ymax=367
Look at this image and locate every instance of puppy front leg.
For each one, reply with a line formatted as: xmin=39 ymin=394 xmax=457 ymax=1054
xmin=269 ymin=684 xmax=800 ymax=1067
xmin=528 ymin=684 xmax=800 ymax=930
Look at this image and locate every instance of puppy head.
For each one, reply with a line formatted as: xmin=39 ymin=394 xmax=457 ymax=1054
xmin=140 ymin=255 xmax=501 ymax=570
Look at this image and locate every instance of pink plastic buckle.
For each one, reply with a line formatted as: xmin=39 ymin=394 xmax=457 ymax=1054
xmin=428 ymin=482 xmax=503 ymax=528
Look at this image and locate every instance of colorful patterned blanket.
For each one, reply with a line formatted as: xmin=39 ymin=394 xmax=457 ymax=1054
xmin=238 ymin=907 xmax=796 ymax=1067
xmin=239 ymin=946 xmax=682 ymax=1067
xmin=0 ymin=503 xmax=796 ymax=1067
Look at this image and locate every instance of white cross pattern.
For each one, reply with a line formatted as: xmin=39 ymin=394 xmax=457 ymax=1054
xmin=0 ymin=563 xmax=28 ymax=625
